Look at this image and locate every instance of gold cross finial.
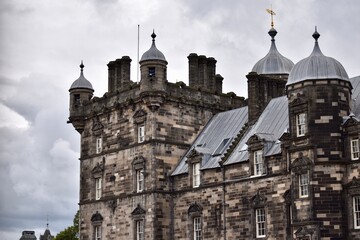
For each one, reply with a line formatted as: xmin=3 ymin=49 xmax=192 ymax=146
xmin=266 ymin=6 xmax=276 ymax=28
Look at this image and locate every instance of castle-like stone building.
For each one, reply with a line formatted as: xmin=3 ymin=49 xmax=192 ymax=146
xmin=68 ymin=25 xmax=360 ymax=240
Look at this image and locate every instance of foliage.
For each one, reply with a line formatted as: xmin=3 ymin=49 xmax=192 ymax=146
xmin=53 ymin=210 xmax=79 ymax=240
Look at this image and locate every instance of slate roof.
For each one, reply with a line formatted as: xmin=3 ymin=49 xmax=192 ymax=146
xmin=171 ymin=106 xmax=248 ymax=175
xmin=172 ymin=75 xmax=360 ymax=176
xmin=350 ymin=76 xmax=360 ymax=118
xmin=225 ymin=96 xmax=288 ymax=165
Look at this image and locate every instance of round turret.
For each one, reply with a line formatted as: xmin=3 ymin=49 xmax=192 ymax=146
xmin=68 ymin=62 xmax=94 ymax=133
xmin=287 ymin=28 xmax=349 ymax=85
xmin=252 ymin=28 xmax=294 ymax=74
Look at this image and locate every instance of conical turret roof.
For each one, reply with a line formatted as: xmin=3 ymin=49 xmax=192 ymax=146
xmin=287 ymin=28 xmax=349 ymax=85
xmin=252 ymin=28 xmax=294 ymax=74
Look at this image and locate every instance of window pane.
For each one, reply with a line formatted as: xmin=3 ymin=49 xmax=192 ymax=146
xmin=354 ymin=196 xmax=360 ymax=229
xmin=138 ymin=126 xmax=145 ymax=143
xmin=96 ymin=137 xmax=102 ymax=153
xmin=299 ymin=173 xmax=309 ymax=197
xmin=136 ymin=220 xmax=144 ymax=240
xmin=95 ymin=178 xmax=102 ymax=200
xmin=297 ymin=113 xmax=306 ymax=137
xmin=193 ymin=217 xmax=201 ymax=240
xmin=137 ymin=170 xmax=144 ymax=192
xmin=351 ymin=139 xmax=359 ymax=160
xmin=193 ymin=163 xmax=200 ymax=187
xmin=254 ymin=150 xmax=263 ymax=176
xmin=256 ymin=208 xmax=266 ymax=237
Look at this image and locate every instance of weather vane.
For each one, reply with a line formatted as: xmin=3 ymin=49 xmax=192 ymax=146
xmin=266 ymin=6 xmax=276 ymax=28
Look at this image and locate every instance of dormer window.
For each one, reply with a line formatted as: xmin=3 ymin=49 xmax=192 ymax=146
xmin=254 ymin=150 xmax=264 ymax=176
xmin=296 ymin=113 xmax=306 ymax=137
xmin=148 ymin=67 xmax=155 ymax=77
xmin=351 ymin=137 xmax=359 ymax=160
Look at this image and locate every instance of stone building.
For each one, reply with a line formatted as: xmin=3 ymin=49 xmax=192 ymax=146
xmin=68 ymin=25 xmax=360 ymax=239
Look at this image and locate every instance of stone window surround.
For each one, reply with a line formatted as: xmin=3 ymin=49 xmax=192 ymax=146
xmin=91 ymin=212 xmax=103 ymax=240
xmin=289 ymin=95 xmax=308 ymax=139
xmin=290 ymin=153 xmax=313 ymax=199
xmin=346 ymin=177 xmax=360 ymax=230
xmin=251 ymin=191 xmax=267 ymax=239
xmin=92 ymin=161 xmax=104 ymax=201
xmin=131 ymin=204 xmax=146 ymax=240
xmin=133 ymin=109 xmax=147 ymax=144
xmin=247 ymin=135 xmax=267 ymax=177
xmin=188 ymin=203 xmax=203 ymax=240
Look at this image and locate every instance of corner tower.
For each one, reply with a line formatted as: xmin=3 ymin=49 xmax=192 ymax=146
xmin=286 ymin=28 xmax=351 ymax=239
xmin=247 ymin=19 xmax=294 ymax=122
xmin=68 ymin=62 xmax=94 ymax=133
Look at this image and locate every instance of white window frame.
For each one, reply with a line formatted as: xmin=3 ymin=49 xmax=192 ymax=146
xmin=138 ymin=125 xmax=145 ymax=143
xmin=354 ymin=196 xmax=360 ymax=229
xmin=95 ymin=225 xmax=101 ymax=240
xmin=192 ymin=162 xmax=201 ymax=188
xmin=299 ymin=172 xmax=309 ymax=198
xmin=96 ymin=137 xmax=102 ymax=154
xmin=351 ymin=138 xmax=359 ymax=160
xmin=296 ymin=113 xmax=306 ymax=137
xmin=255 ymin=208 xmax=266 ymax=238
xmin=193 ymin=217 xmax=201 ymax=240
xmin=136 ymin=169 xmax=144 ymax=192
xmin=136 ymin=220 xmax=144 ymax=240
xmin=254 ymin=150 xmax=263 ymax=176
xmin=95 ymin=177 xmax=102 ymax=200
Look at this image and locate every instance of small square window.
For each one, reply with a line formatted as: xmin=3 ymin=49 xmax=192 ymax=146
xmin=351 ymin=138 xmax=359 ymax=160
xmin=254 ymin=150 xmax=264 ymax=176
xmin=192 ymin=163 xmax=201 ymax=188
xmin=296 ymin=113 xmax=306 ymax=137
xmin=354 ymin=196 xmax=360 ymax=229
xmin=138 ymin=126 xmax=145 ymax=143
xmin=148 ymin=67 xmax=155 ymax=77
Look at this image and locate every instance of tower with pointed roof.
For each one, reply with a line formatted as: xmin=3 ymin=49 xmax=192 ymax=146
xmin=68 ymin=62 xmax=94 ymax=133
xmin=247 ymin=19 xmax=294 ymax=123
xmin=285 ymin=28 xmax=352 ymax=239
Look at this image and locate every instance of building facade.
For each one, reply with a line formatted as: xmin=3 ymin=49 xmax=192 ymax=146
xmin=68 ymin=27 xmax=360 ymax=240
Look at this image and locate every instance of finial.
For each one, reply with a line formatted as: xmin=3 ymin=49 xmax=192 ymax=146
xmin=312 ymin=26 xmax=320 ymax=42
xmin=266 ymin=6 xmax=276 ymax=28
xmin=268 ymin=28 xmax=277 ymax=41
xmin=80 ymin=60 xmax=84 ymax=72
xmin=151 ymin=30 xmax=156 ymax=42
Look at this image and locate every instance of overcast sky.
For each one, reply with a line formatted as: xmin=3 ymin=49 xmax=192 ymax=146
xmin=0 ymin=0 xmax=359 ymax=239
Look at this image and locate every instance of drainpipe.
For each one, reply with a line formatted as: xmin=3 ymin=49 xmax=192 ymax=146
xmin=219 ymin=160 xmax=226 ymax=240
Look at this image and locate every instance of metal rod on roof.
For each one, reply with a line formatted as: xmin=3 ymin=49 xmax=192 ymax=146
xmin=137 ymin=24 xmax=140 ymax=83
